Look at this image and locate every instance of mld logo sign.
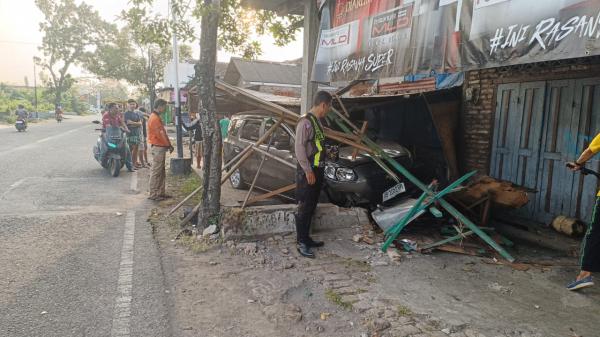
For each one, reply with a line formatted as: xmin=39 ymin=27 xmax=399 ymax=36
xmin=370 ymin=4 xmax=414 ymax=38
xmin=320 ymin=24 xmax=351 ymax=48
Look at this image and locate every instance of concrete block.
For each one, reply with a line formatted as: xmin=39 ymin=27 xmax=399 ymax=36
xmin=221 ymin=203 xmax=365 ymax=239
xmin=170 ymin=157 xmax=192 ymax=175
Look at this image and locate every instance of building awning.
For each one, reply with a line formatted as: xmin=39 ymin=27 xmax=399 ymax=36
xmin=340 ymin=73 xmax=464 ymax=101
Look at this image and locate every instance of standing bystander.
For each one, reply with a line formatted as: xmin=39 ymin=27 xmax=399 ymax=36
xmin=147 ymin=99 xmax=173 ymax=201
xmin=124 ymin=99 xmax=143 ymax=169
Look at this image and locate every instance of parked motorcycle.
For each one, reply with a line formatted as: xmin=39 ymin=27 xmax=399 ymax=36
xmin=92 ymin=121 xmax=127 ymax=177
xmin=15 ymin=118 xmax=27 ymax=132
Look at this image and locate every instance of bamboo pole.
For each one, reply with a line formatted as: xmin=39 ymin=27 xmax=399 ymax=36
xmin=251 ymin=146 xmax=297 ymax=169
xmin=352 ymin=121 xmax=368 ymax=161
xmin=221 ymin=118 xmax=283 ymax=185
xmin=168 ymin=185 xmax=203 ymax=216
xmin=246 ymin=184 xmax=297 ymax=206
xmin=242 ymin=133 xmax=275 ymax=208
xmin=176 ymin=117 xmax=284 ymax=228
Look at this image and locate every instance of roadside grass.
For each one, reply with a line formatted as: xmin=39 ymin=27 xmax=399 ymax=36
xmin=179 ymin=173 xmax=202 ymax=205
xmin=397 ymin=304 xmax=413 ymax=316
xmin=325 ymin=288 xmax=353 ymax=311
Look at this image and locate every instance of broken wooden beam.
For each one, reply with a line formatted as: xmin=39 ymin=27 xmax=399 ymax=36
xmin=246 ymin=184 xmax=297 ymax=206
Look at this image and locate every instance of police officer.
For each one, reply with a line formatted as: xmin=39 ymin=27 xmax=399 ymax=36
xmin=294 ymin=91 xmax=332 ymax=258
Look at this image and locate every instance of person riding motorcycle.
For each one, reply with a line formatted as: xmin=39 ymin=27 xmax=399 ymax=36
xmin=16 ymin=105 xmax=28 ymax=126
xmin=101 ymin=103 xmax=135 ymax=172
xmin=55 ymin=106 xmax=64 ymax=122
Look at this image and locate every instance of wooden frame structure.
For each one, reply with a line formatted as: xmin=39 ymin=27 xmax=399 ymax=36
xmin=171 ymin=79 xmax=516 ymax=262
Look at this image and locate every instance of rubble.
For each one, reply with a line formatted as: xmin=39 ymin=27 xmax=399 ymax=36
xmin=203 ymin=224 xmax=218 ymax=236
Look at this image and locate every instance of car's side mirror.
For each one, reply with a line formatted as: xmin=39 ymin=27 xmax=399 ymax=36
xmin=92 ymin=120 xmax=101 ymax=124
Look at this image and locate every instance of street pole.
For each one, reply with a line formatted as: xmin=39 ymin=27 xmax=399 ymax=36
xmin=171 ymin=0 xmax=184 ymax=158
xmin=33 ymin=57 xmax=38 ymax=119
xmin=168 ymin=0 xmax=191 ymax=175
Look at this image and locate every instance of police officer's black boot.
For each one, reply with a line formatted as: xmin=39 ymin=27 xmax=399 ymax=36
xmin=297 ymin=242 xmax=315 ymax=258
xmin=306 ymin=238 xmax=324 ymax=248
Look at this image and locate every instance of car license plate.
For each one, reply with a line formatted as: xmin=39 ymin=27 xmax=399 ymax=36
xmin=383 ymin=183 xmax=406 ymax=202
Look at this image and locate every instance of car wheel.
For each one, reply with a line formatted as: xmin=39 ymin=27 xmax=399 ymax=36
xmin=229 ymin=168 xmax=246 ymax=189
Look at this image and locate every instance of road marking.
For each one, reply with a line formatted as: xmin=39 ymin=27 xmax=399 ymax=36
xmin=130 ymin=171 xmax=138 ymax=193
xmin=0 ymin=125 xmax=90 ymax=157
xmin=0 ymin=178 xmax=27 ymax=200
xmin=110 ymin=211 xmax=135 ymax=337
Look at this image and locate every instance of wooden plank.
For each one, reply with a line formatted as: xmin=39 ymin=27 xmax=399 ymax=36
xmin=246 ymin=184 xmax=297 ymax=206
xmin=252 ymin=146 xmax=297 ymax=169
xmin=352 ymin=121 xmax=368 ymax=161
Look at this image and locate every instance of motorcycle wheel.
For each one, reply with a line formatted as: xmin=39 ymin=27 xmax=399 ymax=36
xmin=109 ymin=158 xmax=121 ymax=177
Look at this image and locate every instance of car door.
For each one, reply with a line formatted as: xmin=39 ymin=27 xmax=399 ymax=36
xmin=256 ymin=119 xmax=297 ymax=190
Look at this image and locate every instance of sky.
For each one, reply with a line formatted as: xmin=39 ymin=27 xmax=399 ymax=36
xmin=0 ymin=0 xmax=303 ymax=86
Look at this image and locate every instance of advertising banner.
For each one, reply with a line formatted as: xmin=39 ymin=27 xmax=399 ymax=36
xmin=313 ymin=0 xmax=600 ymax=83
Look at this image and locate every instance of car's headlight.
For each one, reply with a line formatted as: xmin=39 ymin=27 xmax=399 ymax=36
xmin=325 ymin=164 xmax=336 ymax=180
xmin=324 ymin=163 xmax=357 ymax=182
xmin=335 ymin=167 xmax=357 ymax=181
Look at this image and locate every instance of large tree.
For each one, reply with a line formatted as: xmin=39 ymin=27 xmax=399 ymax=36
xmin=196 ymin=0 xmax=222 ymax=228
xmin=191 ymin=0 xmax=303 ymax=227
xmin=35 ymin=0 xmax=114 ymax=108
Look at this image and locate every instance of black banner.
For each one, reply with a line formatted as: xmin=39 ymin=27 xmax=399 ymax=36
xmin=312 ymin=0 xmax=600 ymax=83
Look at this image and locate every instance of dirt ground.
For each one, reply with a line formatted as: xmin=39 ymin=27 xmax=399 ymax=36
xmin=146 ymin=151 xmax=600 ymax=337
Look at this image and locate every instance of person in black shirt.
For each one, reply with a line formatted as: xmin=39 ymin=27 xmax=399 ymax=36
xmin=183 ymin=112 xmax=203 ymax=169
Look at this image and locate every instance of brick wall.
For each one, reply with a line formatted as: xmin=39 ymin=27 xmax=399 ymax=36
xmin=460 ymin=57 xmax=600 ymax=175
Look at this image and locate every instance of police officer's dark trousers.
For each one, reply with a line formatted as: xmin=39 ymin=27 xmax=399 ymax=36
xmin=295 ymin=165 xmax=324 ymax=244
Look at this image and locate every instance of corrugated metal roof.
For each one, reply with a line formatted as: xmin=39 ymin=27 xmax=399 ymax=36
xmin=227 ymin=58 xmax=302 ymax=86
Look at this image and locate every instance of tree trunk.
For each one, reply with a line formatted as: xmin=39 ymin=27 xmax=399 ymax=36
xmin=54 ymin=89 xmax=62 ymax=109
xmin=196 ymin=0 xmax=222 ymax=228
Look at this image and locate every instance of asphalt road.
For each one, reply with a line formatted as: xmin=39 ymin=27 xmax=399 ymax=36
xmin=0 ymin=116 xmax=170 ymax=337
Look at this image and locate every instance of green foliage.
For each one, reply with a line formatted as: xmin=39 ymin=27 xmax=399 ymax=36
xmin=193 ymin=0 xmax=303 ymax=59
xmin=0 ymin=84 xmax=52 ymax=113
xmin=35 ymin=0 xmax=116 ymax=106
xmin=0 ymin=83 xmax=91 ymax=116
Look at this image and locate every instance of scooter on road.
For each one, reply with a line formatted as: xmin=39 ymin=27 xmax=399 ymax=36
xmin=15 ymin=118 xmax=27 ymax=132
xmin=92 ymin=121 xmax=128 ymax=177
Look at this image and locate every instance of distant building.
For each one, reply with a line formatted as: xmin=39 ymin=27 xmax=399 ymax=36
xmin=223 ymin=58 xmax=302 ymax=98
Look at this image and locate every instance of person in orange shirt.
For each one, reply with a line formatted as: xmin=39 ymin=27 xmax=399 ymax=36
xmin=147 ymin=99 xmax=174 ymax=201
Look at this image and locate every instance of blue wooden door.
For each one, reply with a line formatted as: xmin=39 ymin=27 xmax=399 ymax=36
xmin=535 ymin=80 xmax=576 ymax=223
xmin=492 ymin=79 xmax=600 ymax=224
xmin=491 ymin=82 xmax=546 ymax=219
xmin=490 ymin=83 xmax=520 ymax=181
